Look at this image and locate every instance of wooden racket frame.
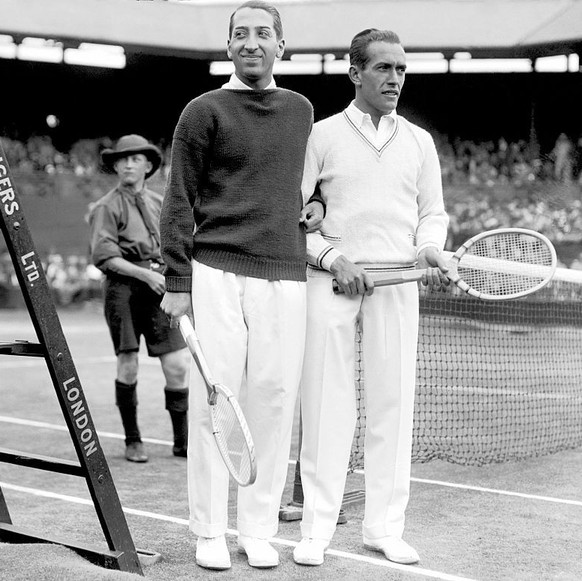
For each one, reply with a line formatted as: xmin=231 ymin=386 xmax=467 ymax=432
xmin=178 ymin=316 xmax=257 ymax=486
xmin=333 ymin=228 xmax=557 ymax=301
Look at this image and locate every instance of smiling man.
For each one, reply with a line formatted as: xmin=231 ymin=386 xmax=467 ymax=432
xmin=293 ymin=29 xmax=450 ymax=567
xmin=159 ymin=0 xmax=324 ymax=572
xmin=226 ymin=1 xmax=283 ymax=88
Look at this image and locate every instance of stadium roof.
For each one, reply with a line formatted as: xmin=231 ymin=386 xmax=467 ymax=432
xmin=1 ymin=0 xmax=582 ymax=60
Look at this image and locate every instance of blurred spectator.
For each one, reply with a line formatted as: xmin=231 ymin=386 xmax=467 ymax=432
xmin=570 ymin=252 xmax=582 ymax=271
xmin=574 ymin=136 xmax=582 ymax=186
xmin=551 ymin=133 xmax=574 ymax=183
xmin=45 ymin=252 xmax=89 ymax=305
xmin=70 ymin=138 xmax=109 ymax=175
xmin=0 ymin=253 xmax=18 ymax=287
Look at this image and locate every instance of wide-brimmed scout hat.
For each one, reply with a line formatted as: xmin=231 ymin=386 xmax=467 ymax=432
xmin=101 ymin=134 xmax=162 ymax=179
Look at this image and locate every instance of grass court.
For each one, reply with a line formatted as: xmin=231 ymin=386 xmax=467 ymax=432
xmin=0 ymin=304 xmax=581 ymax=581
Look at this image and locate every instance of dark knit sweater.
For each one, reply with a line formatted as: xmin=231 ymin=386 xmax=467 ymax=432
xmin=160 ymin=88 xmax=314 ymax=291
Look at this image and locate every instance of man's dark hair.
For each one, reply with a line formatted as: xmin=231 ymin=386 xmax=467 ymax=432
xmin=349 ymin=29 xmax=402 ymax=69
xmin=229 ymin=1 xmax=283 ymax=41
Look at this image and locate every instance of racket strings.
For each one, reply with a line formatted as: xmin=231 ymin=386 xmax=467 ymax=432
xmin=211 ymin=393 xmax=254 ymax=486
xmin=458 ymin=232 xmax=555 ymax=296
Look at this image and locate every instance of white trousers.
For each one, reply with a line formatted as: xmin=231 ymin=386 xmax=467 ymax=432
xmin=187 ymin=261 xmax=306 ymax=538
xmin=299 ymin=271 xmax=419 ymax=542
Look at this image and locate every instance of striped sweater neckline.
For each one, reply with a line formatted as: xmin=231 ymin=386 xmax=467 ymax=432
xmin=343 ymin=110 xmax=399 ymax=156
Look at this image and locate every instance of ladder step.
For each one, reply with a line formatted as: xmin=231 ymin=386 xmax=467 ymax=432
xmin=0 ymin=341 xmax=45 ymax=357
xmin=0 ymin=448 xmax=84 ymax=477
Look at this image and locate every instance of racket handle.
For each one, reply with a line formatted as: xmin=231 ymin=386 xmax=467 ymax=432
xmin=178 ymin=316 xmax=217 ymax=396
xmin=332 ymin=269 xmax=425 ymax=294
xmin=373 ymin=269 xmax=425 ymax=287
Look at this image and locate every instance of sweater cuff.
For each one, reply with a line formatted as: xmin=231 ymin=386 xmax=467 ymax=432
xmin=319 ymin=248 xmax=343 ymax=272
xmin=416 ymin=243 xmax=441 ymax=257
xmin=165 ymin=276 xmax=192 ymax=292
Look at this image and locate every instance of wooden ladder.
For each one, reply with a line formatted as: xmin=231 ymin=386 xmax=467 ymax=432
xmin=0 ymin=142 xmax=151 ymax=574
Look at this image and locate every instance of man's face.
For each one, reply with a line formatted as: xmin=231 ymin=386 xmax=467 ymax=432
xmin=352 ymin=41 xmax=406 ymax=119
xmin=227 ymin=7 xmax=284 ymax=89
xmin=113 ymin=154 xmax=151 ymax=187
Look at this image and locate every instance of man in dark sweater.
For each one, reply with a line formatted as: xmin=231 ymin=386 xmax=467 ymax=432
xmin=159 ymin=0 xmax=323 ymax=572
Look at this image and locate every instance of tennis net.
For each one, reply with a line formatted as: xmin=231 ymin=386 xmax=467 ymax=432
xmin=349 ymin=264 xmax=582 ymax=470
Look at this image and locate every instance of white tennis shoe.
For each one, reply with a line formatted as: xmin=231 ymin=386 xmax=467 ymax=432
xmin=293 ymin=537 xmax=330 ymax=566
xmin=363 ymin=535 xmax=420 ymax=564
xmin=237 ymin=535 xmax=279 ymax=568
xmin=195 ymin=535 xmax=231 ymax=570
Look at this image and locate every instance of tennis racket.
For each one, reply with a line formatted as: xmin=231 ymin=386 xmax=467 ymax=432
xmin=178 ymin=315 xmax=257 ymax=487
xmin=332 ymin=228 xmax=557 ymax=301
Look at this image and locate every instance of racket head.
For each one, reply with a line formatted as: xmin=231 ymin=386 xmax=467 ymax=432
xmin=450 ymin=228 xmax=557 ymax=300
xmin=210 ymin=383 xmax=257 ymax=487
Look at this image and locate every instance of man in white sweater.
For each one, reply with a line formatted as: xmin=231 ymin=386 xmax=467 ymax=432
xmin=294 ymin=29 xmax=450 ymax=567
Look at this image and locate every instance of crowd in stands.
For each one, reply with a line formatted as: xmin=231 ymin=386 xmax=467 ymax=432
xmin=1 ymin=136 xmax=173 ymax=179
xmin=1 ymin=132 xmax=582 ymax=306
xmin=0 ymin=251 xmax=103 ymax=307
xmin=434 ymin=133 xmax=582 ymax=188
xmin=447 ymin=196 xmax=582 ymax=249
xmin=2 ymin=133 xmax=582 ymax=186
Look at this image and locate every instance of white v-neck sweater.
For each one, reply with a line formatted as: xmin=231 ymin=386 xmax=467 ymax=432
xmin=303 ymin=110 xmax=449 ymax=270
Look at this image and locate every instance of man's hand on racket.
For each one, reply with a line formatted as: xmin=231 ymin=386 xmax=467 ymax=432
xmin=300 ymin=200 xmax=325 ymax=233
xmin=417 ymin=247 xmax=450 ymax=290
xmin=330 ymin=255 xmax=375 ymax=296
xmin=161 ymin=291 xmax=192 ymax=328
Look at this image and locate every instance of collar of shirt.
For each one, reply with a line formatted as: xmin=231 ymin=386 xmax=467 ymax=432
xmin=222 ymin=73 xmax=277 ymax=90
xmin=117 ymin=183 xmax=144 ymax=201
xmin=345 ymin=101 xmax=397 ymax=148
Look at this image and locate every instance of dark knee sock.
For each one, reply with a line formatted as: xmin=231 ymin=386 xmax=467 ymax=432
xmin=115 ymin=380 xmax=141 ymax=445
xmin=164 ymin=387 xmax=189 ymax=451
